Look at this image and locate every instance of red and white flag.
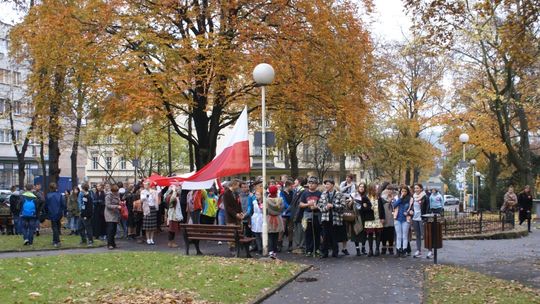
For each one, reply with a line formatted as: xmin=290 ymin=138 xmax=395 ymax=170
xmin=156 ymin=107 xmax=250 ymax=189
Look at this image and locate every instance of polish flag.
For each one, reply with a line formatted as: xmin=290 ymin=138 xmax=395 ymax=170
xmin=156 ymin=107 xmax=250 ymax=189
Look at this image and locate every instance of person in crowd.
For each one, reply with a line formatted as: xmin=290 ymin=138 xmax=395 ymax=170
xmin=290 ymin=177 xmax=307 ymax=254
xmin=267 ymin=185 xmax=284 ymax=259
xmin=518 ymin=185 xmax=533 ymax=233
xmin=364 ymin=183 xmax=384 ymax=256
xmin=429 ymin=188 xmax=445 ymax=215
xmin=318 ymin=179 xmax=346 ymax=258
xmin=117 ymin=182 xmax=128 ymax=238
xmin=67 ymin=186 xmax=80 ymax=235
xmin=224 ymin=179 xmax=244 ymax=252
xmin=20 ymin=184 xmax=40 ymax=245
xmin=32 ymin=183 xmax=45 ymax=237
xmin=92 ymin=184 xmax=107 ymax=240
xmin=200 ymin=187 xmax=218 ymax=224
xmin=125 ymin=185 xmax=136 ymax=239
xmin=380 ymin=184 xmax=396 ymax=255
xmin=78 ymin=183 xmax=94 ymax=246
xmin=239 ymin=181 xmax=252 ymax=237
xmin=350 ymin=183 xmax=369 ymax=256
xmin=278 ymin=180 xmax=293 ymax=252
xmin=217 ymin=184 xmax=227 ymax=227
xmin=393 ymin=185 xmax=413 ymax=257
xmin=339 ymin=174 xmax=356 ymax=196
xmin=9 ymin=185 xmax=22 ymax=235
xmin=411 ymin=183 xmax=429 ymax=258
xmin=186 ymin=190 xmax=200 ymax=224
xmin=45 ymin=182 xmax=66 ymax=247
xmin=501 ymin=185 xmax=518 ymax=227
xmin=250 ymin=188 xmax=264 ymax=254
xmin=299 ymin=176 xmax=322 ymax=257
xmin=165 ymin=185 xmax=183 ymax=248
xmin=133 ymin=187 xmax=144 ymax=242
xmin=141 ymin=181 xmax=160 ymax=245
xmin=104 ymin=184 xmax=121 ymax=249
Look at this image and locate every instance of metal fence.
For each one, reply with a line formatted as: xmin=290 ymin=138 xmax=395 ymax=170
xmin=439 ymin=210 xmax=515 ymax=236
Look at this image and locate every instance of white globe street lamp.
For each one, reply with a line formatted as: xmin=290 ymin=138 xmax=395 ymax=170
xmin=253 ymin=63 xmax=275 ymax=257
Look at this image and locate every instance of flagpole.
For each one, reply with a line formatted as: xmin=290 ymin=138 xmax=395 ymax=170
xmin=261 ymin=85 xmax=268 ymax=256
xmin=253 ymin=63 xmax=275 ymax=257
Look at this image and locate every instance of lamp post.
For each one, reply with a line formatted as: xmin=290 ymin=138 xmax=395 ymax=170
xmin=470 ymin=159 xmax=477 ymax=211
xmin=253 ymin=63 xmax=275 ymax=256
xmin=131 ymin=122 xmax=143 ymax=185
xmin=459 ymin=133 xmax=469 ymax=211
xmin=475 ymin=171 xmax=481 ymax=210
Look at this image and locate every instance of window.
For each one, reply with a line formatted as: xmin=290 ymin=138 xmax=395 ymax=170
xmin=120 ymin=157 xmax=126 ymax=170
xmin=13 ymin=101 xmax=21 ymax=115
xmin=0 ymin=129 xmax=20 ymax=144
xmin=92 ymin=156 xmax=98 ymax=170
xmin=0 ymin=69 xmax=21 ymax=85
xmin=105 ymin=156 xmax=112 ymax=170
xmin=106 ymin=136 xmax=113 ymax=144
xmin=0 ymin=99 xmax=5 ymax=113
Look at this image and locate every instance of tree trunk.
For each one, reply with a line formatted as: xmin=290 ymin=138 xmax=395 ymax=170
xmin=339 ymin=154 xmax=346 ymax=182
xmin=413 ymin=167 xmax=421 ymax=184
xmin=287 ymin=140 xmax=299 ymax=179
xmin=486 ymin=153 xmax=500 ymax=211
xmin=405 ymin=166 xmax=412 ymax=186
xmin=39 ymin=137 xmax=47 ymax=193
xmin=48 ymin=71 xmax=64 ymax=185
xmin=188 ymin=113 xmax=194 ymax=172
xmin=70 ymin=85 xmax=84 ymax=189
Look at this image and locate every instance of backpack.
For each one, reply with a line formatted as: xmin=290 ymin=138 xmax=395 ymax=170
xmin=21 ymin=197 xmax=36 ymax=218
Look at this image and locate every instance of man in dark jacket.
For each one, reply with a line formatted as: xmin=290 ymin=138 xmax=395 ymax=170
xmin=45 ymin=182 xmax=66 ymax=247
xmin=78 ymin=183 xmax=94 ymax=246
xmin=518 ymin=185 xmax=533 ymax=233
xmin=9 ymin=186 xmax=22 ymax=235
xmin=20 ymin=184 xmax=39 ymax=245
xmin=223 ymin=180 xmax=243 ymax=252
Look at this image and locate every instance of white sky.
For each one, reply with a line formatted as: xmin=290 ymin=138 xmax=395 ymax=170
xmin=370 ymin=0 xmax=411 ymax=42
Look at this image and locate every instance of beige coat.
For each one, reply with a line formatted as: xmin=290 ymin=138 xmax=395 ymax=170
xmin=105 ymin=192 xmax=121 ymax=223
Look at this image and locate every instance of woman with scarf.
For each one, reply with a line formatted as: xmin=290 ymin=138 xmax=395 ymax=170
xmin=104 ymin=184 xmax=121 ymax=249
xmin=266 ymin=185 xmax=284 ymax=259
xmin=411 ymin=183 xmax=429 ymax=258
xmin=380 ymin=185 xmax=396 ymax=255
xmin=250 ymin=189 xmax=264 ymax=254
xmin=350 ymin=183 xmax=369 ymax=256
xmin=364 ymin=183 xmax=384 ymax=256
xmin=141 ymin=181 xmax=160 ymax=245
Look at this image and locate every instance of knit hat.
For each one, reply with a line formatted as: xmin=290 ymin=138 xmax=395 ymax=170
xmin=268 ymin=185 xmax=278 ymax=197
xmin=307 ymin=176 xmax=319 ymax=184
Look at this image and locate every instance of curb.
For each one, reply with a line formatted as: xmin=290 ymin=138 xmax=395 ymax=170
xmin=443 ymin=227 xmax=529 ymax=240
xmin=249 ymin=263 xmax=313 ymax=304
xmin=0 ymin=243 xmax=107 ymax=254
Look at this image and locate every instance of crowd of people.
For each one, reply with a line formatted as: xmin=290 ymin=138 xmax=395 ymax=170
xmin=0 ymin=175 xmax=534 ymax=258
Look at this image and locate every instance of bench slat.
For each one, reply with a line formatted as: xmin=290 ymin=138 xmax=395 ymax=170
xmin=182 ymin=228 xmax=238 ymax=234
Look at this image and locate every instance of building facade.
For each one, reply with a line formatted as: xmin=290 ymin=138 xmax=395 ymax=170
xmin=0 ymin=21 xmax=41 ymax=189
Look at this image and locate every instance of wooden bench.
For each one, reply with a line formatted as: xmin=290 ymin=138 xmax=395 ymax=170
xmin=180 ymin=224 xmax=255 ymax=258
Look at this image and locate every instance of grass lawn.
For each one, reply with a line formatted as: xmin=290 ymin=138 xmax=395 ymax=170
xmin=0 ymin=252 xmax=302 ymax=303
xmin=425 ymin=265 xmax=540 ymax=304
xmin=0 ymin=234 xmax=105 ymax=252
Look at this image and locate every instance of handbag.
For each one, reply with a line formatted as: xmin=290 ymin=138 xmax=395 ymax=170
xmin=120 ymin=202 xmax=128 ymax=220
xmin=343 ymin=210 xmax=356 ymax=222
xmin=301 ymin=217 xmax=308 ymax=231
